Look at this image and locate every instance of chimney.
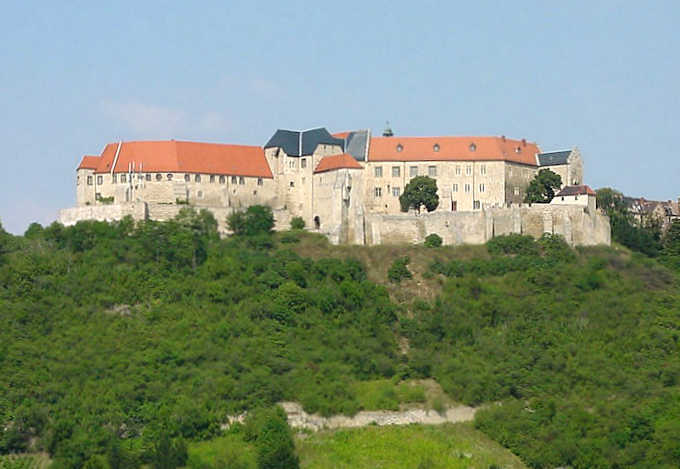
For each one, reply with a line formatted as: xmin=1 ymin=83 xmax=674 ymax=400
xmin=522 ymin=138 xmax=527 ymax=146
xmin=501 ymin=135 xmax=506 ymax=142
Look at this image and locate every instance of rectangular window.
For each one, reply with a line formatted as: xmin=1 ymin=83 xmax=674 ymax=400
xmin=195 ymin=174 xmax=201 ymax=183
xmin=219 ymin=176 xmax=225 ymax=184
xmin=146 ymin=174 xmax=151 ymax=181
xmin=112 ymin=174 xmax=117 ymax=184
xmin=428 ymin=165 xmax=437 ymax=177
xmin=392 ymin=186 xmax=400 ymax=197
xmin=87 ymin=175 xmax=93 ymax=185
xmin=409 ymin=166 xmax=418 ymax=177
xmin=77 ymin=176 xmax=80 ymax=185
xmin=301 ymin=158 xmax=307 ymax=169
xmin=257 ymin=178 xmax=263 ymax=186
xmin=392 ymin=166 xmax=400 ymax=177
xmin=97 ymin=175 xmax=103 ymax=185
xmin=474 ymin=200 xmax=481 ymax=209
xmin=231 ymin=176 xmax=237 ymax=184
xmin=466 ymin=165 xmax=472 ymax=176
xmin=210 ymin=175 xmax=215 ymax=183
xmin=464 ymin=183 xmax=471 ymax=193
xmin=479 ymin=183 xmax=485 ymax=193
xmin=239 ymin=176 xmax=245 ymax=185
xmin=452 ymin=184 xmax=458 ymax=193
xmin=514 ymin=187 xmax=519 ymax=196
xmin=374 ymin=187 xmax=382 ymax=197
xmin=480 ymin=165 xmax=487 ymax=175
xmin=374 ymin=166 xmax=383 ymax=177
xmin=455 ymin=165 xmax=461 ymax=175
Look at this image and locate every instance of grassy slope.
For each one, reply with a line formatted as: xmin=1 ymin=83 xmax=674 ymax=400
xmin=297 ymin=423 xmax=527 ymax=469
xmin=187 ymin=423 xmax=526 ymax=469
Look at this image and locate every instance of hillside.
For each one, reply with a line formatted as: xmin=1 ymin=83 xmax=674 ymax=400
xmin=1 ymin=212 xmax=680 ymax=468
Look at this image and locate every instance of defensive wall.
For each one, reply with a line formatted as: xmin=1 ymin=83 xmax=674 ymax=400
xmin=58 ymin=203 xmax=292 ymax=236
xmin=59 ymin=202 xmax=609 ymax=247
xmin=362 ymin=204 xmax=610 ymax=246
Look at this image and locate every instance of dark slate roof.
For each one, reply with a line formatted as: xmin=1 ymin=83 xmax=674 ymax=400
xmin=344 ymin=130 xmax=370 ymax=162
xmin=264 ymin=130 xmax=300 ymax=156
xmin=537 ymin=150 xmax=571 ymax=166
xmin=264 ymin=128 xmax=344 ymax=157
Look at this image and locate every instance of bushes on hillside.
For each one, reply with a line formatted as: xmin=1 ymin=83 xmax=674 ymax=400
xmin=388 ymin=257 xmax=412 ymax=283
xmin=486 ymin=233 xmax=539 ymax=256
xmin=0 ymin=215 xmax=400 ymax=465
xmin=228 ymin=205 xmax=275 ymax=236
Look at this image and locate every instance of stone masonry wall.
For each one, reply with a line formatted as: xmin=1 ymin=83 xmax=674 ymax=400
xmin=363 ymin=204 xmax=610 ymax=247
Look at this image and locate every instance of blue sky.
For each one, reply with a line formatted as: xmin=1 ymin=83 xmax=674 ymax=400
xmin=1 ymin=1 xmax=678 ymax=234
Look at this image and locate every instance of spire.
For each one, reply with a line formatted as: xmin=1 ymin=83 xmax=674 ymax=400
xmin=382 ymin=121 xmax=394 ymax=137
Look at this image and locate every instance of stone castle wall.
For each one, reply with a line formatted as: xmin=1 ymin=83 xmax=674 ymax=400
xmin=362 ymin=204 xmax=610 ymax=246
xmin=59 ymin=203 xmax=293 ymax=237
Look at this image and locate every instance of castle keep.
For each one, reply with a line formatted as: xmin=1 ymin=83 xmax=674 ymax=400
xmin=60 ymin=127 xmax=610 ymax=246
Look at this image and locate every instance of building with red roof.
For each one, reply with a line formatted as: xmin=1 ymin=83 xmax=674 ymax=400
xmin=63 ymin=124 xmax=596 ymax=245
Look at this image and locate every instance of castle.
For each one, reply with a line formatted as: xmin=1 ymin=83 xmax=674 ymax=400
xmin=59 ymin=126 xmax=610 ymax=246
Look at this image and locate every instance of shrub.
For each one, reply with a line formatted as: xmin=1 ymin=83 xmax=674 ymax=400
xmin=388 ymin=257 xmax=413 ymax=283
xmin=424 ymin=233 xmax=443 ymax=248
xmin=537 ymin=233 xmax=575 ymax=262
xmin=290 ymin=217 xmax=305 ymax=230
xmin=228 ymin=205 xmax=275 ymax=236
xmin=486 ymin=233 xmax=539 ymax=256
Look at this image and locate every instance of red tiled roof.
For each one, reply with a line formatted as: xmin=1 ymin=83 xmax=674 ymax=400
xmin=367 ymin=136 xmax=540 ymax=166
xmin=86 ymin=141 xmax=273 ymax=178
xmin=314 ymin=153 xmax=363 ymax=173
xmin=77 ymin=155 xmax=101 ymax=170
xmin=332 ymin=131 xmax=351 ymax=139
xmin=556 ymin=185 xmax=596 ymax=197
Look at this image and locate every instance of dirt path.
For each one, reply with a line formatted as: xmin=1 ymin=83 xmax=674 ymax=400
xmin=279 ymin=402 xmax=476 ymax=431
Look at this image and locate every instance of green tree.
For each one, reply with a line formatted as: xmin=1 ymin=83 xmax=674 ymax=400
xmin=596 ymin=188 xmax=662 ymax=256
xmin=596 ymin=187 xmax=627 ymax=215
xmin=244 ymin=407 xmax=299 ymax=469
xmin=662 ymin=219 xmax=680 ymax=269
xmin=151 ymin=432 xmax=187 ymax=469
xmin=228 ymin=205 xmax=275 ymax=236
xmin=524 ymin=169 xmax=562 ymax=203
xmin=399 ymin=176 xmax=439 ymax=213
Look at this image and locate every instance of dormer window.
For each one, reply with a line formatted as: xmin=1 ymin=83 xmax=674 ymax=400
xmin=469 ymin=143 xmax=476 ymax=152
xmin=433 ymin=143 xmax=440 ymax=152
xmin=396 ymin=144 xmax=403 ymax=152
xmin=515 ymin=147 xmax=521 ymax=154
